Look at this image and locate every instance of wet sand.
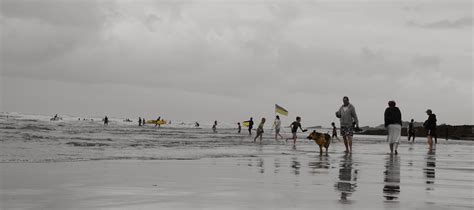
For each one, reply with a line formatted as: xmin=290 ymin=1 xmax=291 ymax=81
xmin=1 ymin=142 xmax=473 ymax=210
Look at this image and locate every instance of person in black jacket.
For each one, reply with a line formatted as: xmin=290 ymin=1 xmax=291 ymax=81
xmin=423 ymin=109 xmax=437 ymax=152
xmin=384 ymin=101 xmax=402 ymax=154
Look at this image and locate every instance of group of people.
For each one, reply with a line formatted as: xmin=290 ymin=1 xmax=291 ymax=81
xmin=253 ymin=96 xmax=358 ymax=153
xmin=212 ymin=96 xmax=438 ymax=154
xmin=102 ymin=96 xmax=438 ymax=154
xmin=138 ymin=117 xmax=146 ymax=126
xmin=384 ymin=100 xmax=438 ymax=154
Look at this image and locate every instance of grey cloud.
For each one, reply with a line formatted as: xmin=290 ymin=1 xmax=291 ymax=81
xmin=411 ymin=55 xmax=441 ymax=68
xmin=360 ymin=47 xmax=385 ymax=63
xmin=407 ymin=17 xmax=473 ymax=29
xmin=144 ymin=14 xmax=162 ymax=31
xmin=0 ymin=0 xmax=112 ymax=28
xmin=1 ymin=0 xmax=115 ymax=64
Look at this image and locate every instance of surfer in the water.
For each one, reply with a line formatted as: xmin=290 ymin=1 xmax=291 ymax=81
xmin=104 ymin=116 xmax=109 ymax=125
xmin=212 ymin=121 xmax=217 ymax=133
xmin=248 ymin=117 xmax=254 ymax=135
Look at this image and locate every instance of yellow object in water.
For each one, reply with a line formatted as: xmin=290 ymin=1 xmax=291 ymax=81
xmin=146 ymin=120 xmax=167 ymax=125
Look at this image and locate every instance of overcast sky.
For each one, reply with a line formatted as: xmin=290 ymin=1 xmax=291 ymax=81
xmin=1 ymin=0 xmax=472 ymax=127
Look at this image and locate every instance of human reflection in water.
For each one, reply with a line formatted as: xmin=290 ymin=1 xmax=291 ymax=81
xmin=257 ymin=157 xmax=264 ymax=174
xmin=308 ymin=155 xmax=330 ymax=175
xmin=424 ymin=151 xmax=436 ymax=190
xmin=335 ymin=154 xmax=358 ymax=204
xmin=383 ymin=154 xmax=401 ymax=201
xmin=274 ymin=157 xmax=281 ymax=174
xmin=291 ymin=156 xmax=300 ymax=175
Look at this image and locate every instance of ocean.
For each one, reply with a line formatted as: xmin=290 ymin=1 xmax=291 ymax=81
xmin=0 ymin=112 xmax=473 ymax=209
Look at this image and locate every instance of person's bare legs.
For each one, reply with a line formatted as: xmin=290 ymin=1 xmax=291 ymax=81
xmin=254 ymin=133 xmax=260 ymax=142
xmin=427 ymin=135 xmax=433 ymax=151
xmin=348 ymin=136 xmax=353 ymax=153
xmin=389 ymin=143 xmax=394 ymax=154
xmin=293 ymin=133 xmax=297 ymax=145
xmin=343 ymin=136 xmax=349 ymax=153
xmin=394 ymin=143 xmax=399 ymax=155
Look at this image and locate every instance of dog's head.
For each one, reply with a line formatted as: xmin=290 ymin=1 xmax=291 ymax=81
xmin=307 ymin=130 xmax=323 ymax=140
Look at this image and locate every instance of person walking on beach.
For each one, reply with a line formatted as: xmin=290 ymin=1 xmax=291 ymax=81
xmin=138 ymin=117 xmax=142 ymax=126
xmin=273 ymin=115 xmax=283 ymax=141
xmin=237 ymin=122 xmax=241 ymax=133
xmin=104 ymin=116 xmax=109 ymax=125
xmin=408 ymin=119 xmax=416 ymax=142
xmin=384 ymin=100 xmax=402 ymax=155
xmin=212 ymin=120 xmax=217 ymax=133
xmin=286 ymin=116 xmax=306 ymax=145
xmin=331 ymin=122 xmax=340 ymax=142
xmin=335 ymin=96 xmax=359 ymax=153
xmin=254 ymin=118 xmax=266 ymax=143
xmin=423 ymin=109 xmax=437 ymax=152
xmin=155 ymin=117 xmax=161 ymax=127
xmin=248 ymin=117 xmax=254 ymax=135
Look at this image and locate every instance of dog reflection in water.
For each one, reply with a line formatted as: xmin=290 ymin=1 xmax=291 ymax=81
xmin=307 ymin=130 xmax=331 ymax=155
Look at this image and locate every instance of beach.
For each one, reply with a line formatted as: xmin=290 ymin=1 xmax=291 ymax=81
xmin=1 ymin=113 xmax=473 ymax=209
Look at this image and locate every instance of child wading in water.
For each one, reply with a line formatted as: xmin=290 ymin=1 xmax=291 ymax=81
xmin=212 ymin=120 xmax=217 ymax=133
xmin=254 ymin=118 xmax=266 ymax=143
xmin=273 ymin=115 xmax=284 ymax=141
xmin=286 ymin=116 xmax=306 ymax=145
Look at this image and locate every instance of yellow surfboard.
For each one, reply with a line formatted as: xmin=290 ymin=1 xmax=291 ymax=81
xmin=243 ymin=121 xmax=250 ymax=127
xmin=146 ymin=120 xmax=167 ymax=125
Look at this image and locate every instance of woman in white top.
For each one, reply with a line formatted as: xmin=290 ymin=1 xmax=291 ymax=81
xmin=273 ymin=115 xmax=284 ymax=141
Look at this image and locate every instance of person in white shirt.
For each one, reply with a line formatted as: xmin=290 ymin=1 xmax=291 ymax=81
xmin=273 ymin=115 xmax=284 ymax=141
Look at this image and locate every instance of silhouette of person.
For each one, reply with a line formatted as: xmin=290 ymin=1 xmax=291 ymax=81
xmin=331 ymin=122 xmax=340 ymax=142
xmin=384 ymin=100 xmax=402 ymax=155
xmin=408 ymin=119 xmax=416 ymax=142
xmin=423 ymin=109 xmax=437 ymax=152
xmin=212 ymin=120 xmax=217 ymax=133
xmin=248 ymin=117 xmax=254 ymax=135
xmin=104 ymin=116 xmax=109 ymax=125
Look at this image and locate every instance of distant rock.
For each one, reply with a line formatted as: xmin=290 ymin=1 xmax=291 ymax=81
xmin=66 ymin=142 xmax=109 ymax=147
xmin=359 ymin=124 xmax=474 ymax=140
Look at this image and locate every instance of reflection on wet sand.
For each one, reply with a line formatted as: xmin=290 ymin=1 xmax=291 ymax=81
xmin=291 ymin=156 xmax=301 ymax=175
xmin=383 ymin=154 xmax=400 ymax=201
xmin=335 ymin=154 xmax=358 ymax=204
xmin=308 ymin=155 xmax=330 ymax=175
xmin=257 ymin=157 xmax=264 ymax=174
xmin=424 ymin=151 xmax=436 ymax=190
xmin=274 ymin=157 xmax=280 ymax=174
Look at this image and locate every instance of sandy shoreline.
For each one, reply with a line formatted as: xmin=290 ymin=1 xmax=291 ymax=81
xmin=1 ymin=142 xmax=473 ymax=210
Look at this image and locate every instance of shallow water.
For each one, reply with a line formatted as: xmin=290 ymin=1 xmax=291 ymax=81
xmin=0 ymin=113 xmax=473 ymax=209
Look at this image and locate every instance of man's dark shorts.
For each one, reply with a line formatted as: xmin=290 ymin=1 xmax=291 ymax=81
xmin=341 ymin=126 xmax=353 ymax=137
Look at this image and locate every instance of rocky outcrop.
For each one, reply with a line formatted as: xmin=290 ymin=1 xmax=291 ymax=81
xmin=360 ymin=125 xmax=474 ymax=140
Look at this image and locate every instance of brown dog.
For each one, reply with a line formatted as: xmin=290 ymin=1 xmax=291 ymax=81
xmin=307 ymin=130 xmax=331 ymax=154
